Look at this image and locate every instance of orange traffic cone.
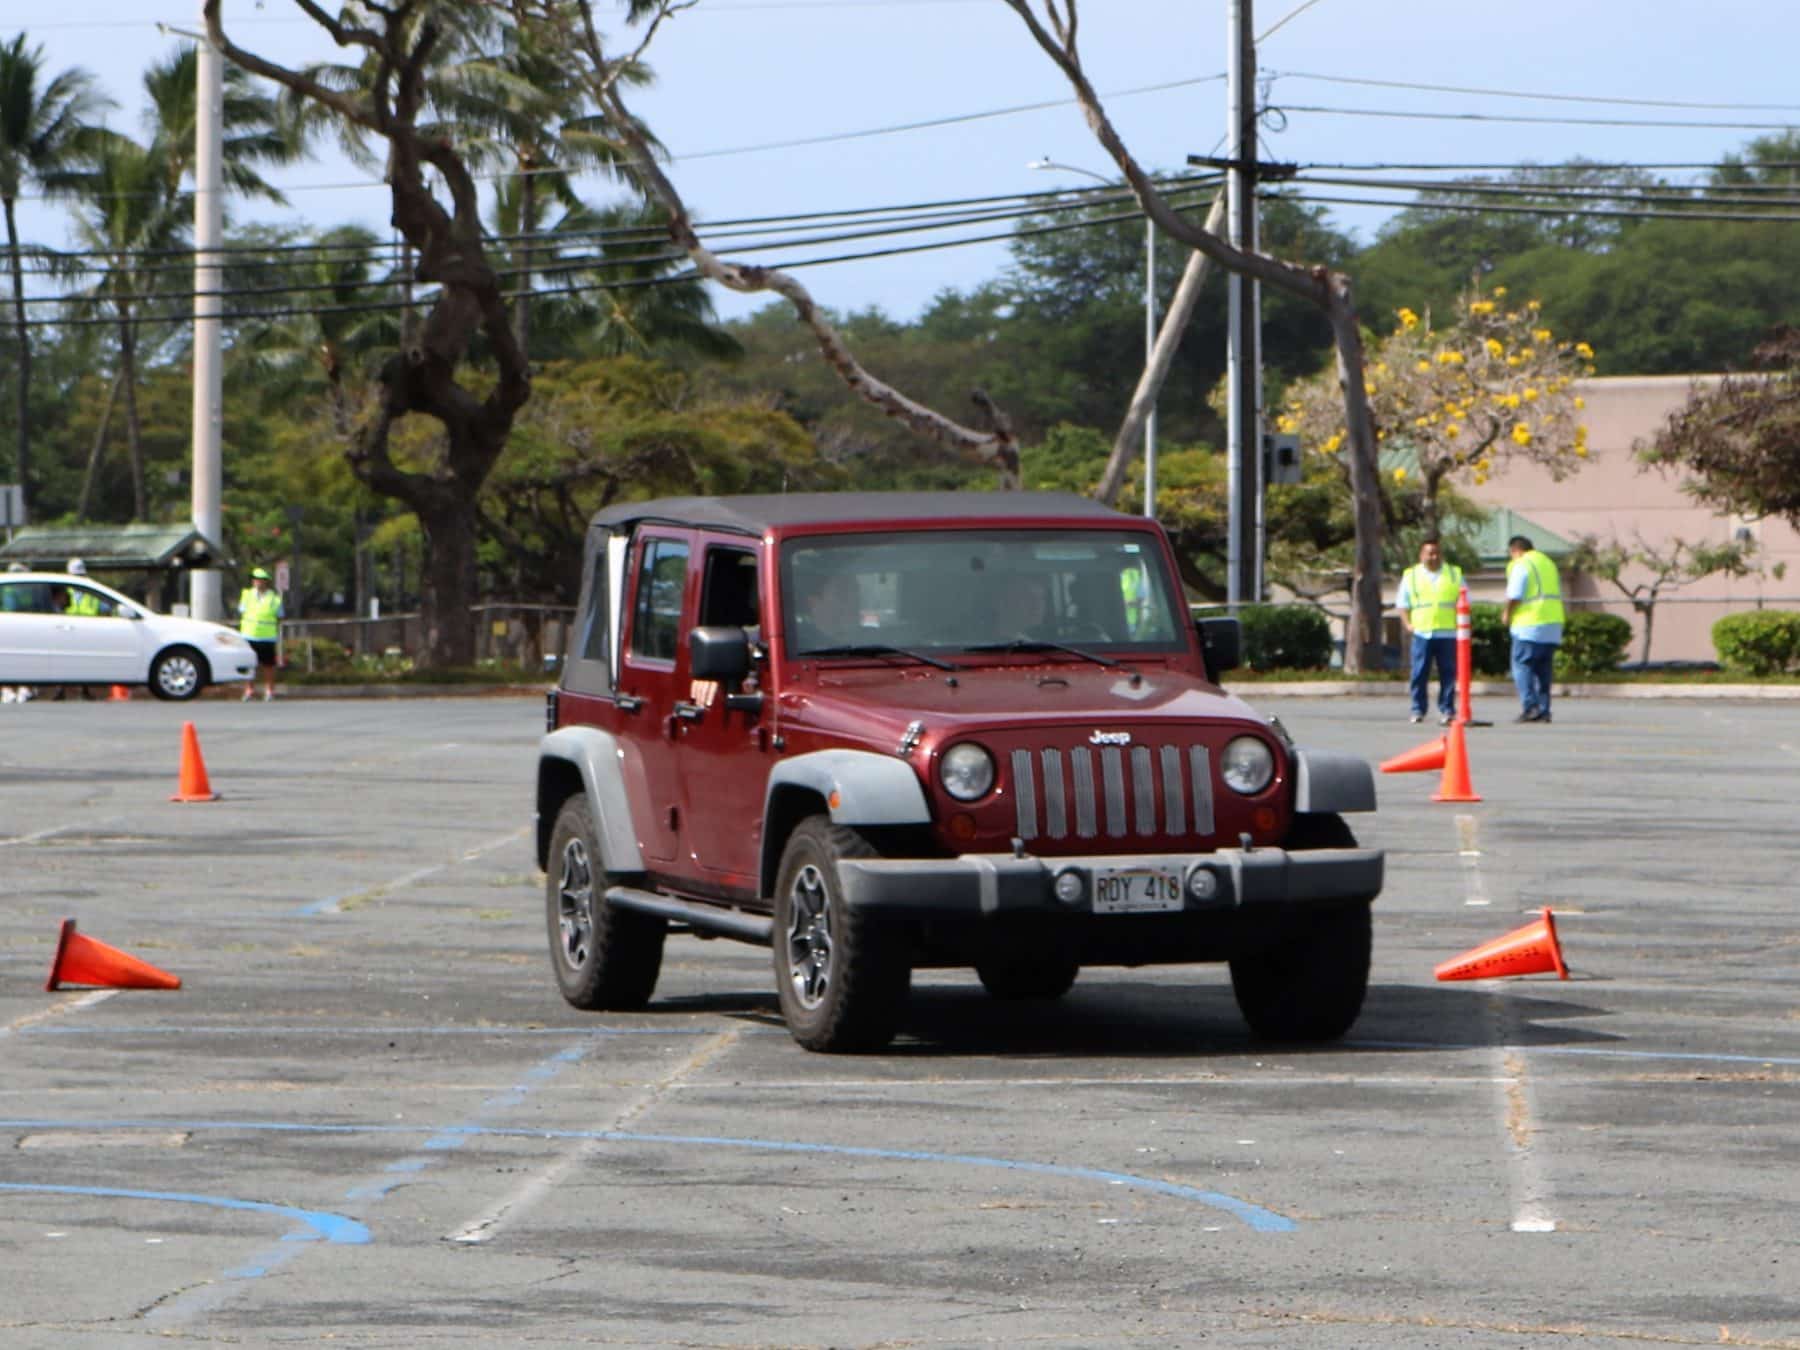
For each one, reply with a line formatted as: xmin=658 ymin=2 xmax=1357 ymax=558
xmin=1435 ymin=907 xmax=1568 ymax=981
xmin=1381 ymin=736 xmax=1447 ymax=774
xmin=45 ymin=919 xmax=181 ymax=991
xmin=170 ymin=721 xmax=219 ymax=802
xmin=108 ymin=685 xmax=131 ymax=702
xmin=1430 ymin=720 xmax=1482 ymax=802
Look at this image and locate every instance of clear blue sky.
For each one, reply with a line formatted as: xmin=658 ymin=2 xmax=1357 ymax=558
xmin=10 ymin=0 xmax=1800 ymax=321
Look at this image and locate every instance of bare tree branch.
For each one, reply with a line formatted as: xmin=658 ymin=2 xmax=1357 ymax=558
xmin=999 ymin=0 xmax=1385 ymax=668
xmin=538 ymin=0 xmax=1020 ymax=487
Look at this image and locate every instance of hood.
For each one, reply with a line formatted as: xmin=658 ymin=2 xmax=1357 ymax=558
xmin=777 ymin=660 xmax=1266 ymax=745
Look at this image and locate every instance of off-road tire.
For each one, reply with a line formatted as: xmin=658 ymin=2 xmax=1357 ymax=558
xmin=546 ymin=794 xmax=665 ymax=1010
xmin=149 ymin=646 xmax=206 ymax=701
xmin=975 ymin=954 xmax=1080 ymax=1000
xmin=772 ymin=815 xmax=911 ymax=1053
xmin=1228 ymin=812 xmax=1372 ymax=1041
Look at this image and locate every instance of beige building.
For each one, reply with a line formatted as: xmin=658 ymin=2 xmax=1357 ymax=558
xmin=1460 ymin=375 xmax=1800 ymax=664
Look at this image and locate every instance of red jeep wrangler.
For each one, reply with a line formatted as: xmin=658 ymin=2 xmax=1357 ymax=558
xmin=537 ymin=492 xmax=1382 ymax=1052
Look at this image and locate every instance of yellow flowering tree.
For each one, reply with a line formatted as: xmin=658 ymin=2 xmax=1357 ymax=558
xmin=1281 ymin=288 xmax=1595 ymax=534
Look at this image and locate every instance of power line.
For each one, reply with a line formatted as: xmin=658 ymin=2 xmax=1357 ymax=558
xmin=10 ymin=173 xmax=1221 ymax=275
xmin=1278 ymin=103 xmax=1800 ymax=133
xmin=8 ymin=187 xmax=1220 ymax=332
xmin=1278 ymin=190 xmax=1800 ymax=225
xmin=1271 ymin=69 xmax=1800 ymax=115
xmin=16 ymin=181 xmax=1219 ymax=310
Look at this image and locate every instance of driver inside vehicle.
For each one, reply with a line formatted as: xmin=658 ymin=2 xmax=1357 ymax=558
xmin=994 ymin=571 xmax=1052 ymax=639
xmin=795 ymin=571 xmax=864 ymax=646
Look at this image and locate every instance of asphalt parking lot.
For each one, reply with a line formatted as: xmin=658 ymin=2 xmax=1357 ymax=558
xmin=1 ymin=693 xmax=1795 ymax=1348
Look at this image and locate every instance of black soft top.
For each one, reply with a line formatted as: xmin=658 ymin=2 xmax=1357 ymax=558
xmin=587 ymin=491 xmax=1129 ymax=538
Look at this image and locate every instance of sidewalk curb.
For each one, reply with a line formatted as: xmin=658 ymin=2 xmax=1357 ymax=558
xmin=239 ymin=683 xmax=553 ymax=700
xmin=1243 ymin=679 xmax=1800 ymax=701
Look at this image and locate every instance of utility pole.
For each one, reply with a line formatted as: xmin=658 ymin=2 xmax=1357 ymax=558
xmin=190 ymin=6 xmax=225 ymax=622
xmin=1225 ymin=0 xmax=1261 ymax=606
xmin=1143 ymin=220 xmax=1158 ymax=518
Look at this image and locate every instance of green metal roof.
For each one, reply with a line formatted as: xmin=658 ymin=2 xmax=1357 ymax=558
xmin=0 ymin=522 xmax=228 ymax=570
xmin=1468 ymin=507 xmax=1577 ymax=566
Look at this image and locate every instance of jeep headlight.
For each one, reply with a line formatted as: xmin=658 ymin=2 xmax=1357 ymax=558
xmin=1221 ymin=736 xmax=1275 ymax=795
xmin=939 ymin=743 xmax=996 ymax=802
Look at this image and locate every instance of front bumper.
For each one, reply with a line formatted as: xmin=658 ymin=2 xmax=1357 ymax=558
xmin=837 ymin=846 xmax=1383 ymax=918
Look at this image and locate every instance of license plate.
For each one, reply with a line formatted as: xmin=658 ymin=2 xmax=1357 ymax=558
xmin=1091 ymin=864 xmax=1184 ymax=914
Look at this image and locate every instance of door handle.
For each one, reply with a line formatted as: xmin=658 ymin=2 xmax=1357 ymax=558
xmin=672 ymin=701 xmax=705 ymax=722
xmin=614 ymin=692 xmax=644 ymax=713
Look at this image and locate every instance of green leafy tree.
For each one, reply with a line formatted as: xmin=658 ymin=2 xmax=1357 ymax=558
xmin=1572 ymin=532 xmax=1762 ymax=666
xmin=229 ymin=224 xmax=401 ymax=434
xmin=205 ymin=1 xmax=540 ymax=666
xmin=1283 ymin=288 xmax=1594 ymax=534
xmin=480 ymin=356 xmax=830 ymax=602
xmin=65 ymin=132 xmax=189 ymax=520
xmin=1639 ymin=327 xmax=1800 ymax=523
xmin=141 ymin=43 xmax=306 ymax=202
xmin=0 ymin=33 xmax=109 ymax=514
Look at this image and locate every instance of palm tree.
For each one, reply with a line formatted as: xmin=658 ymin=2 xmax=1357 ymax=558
xmin=66 ymin=132 xmax=189 ymax=520
xmin=230 ymin=224 xmax=401 ymax=434
xmin=141 ymin=43 xmax=305 ymax=202
xmin=504 ymin=196 xmax=738 ymax=362
xmin=0 ymin=34 xmax=109 ymax=514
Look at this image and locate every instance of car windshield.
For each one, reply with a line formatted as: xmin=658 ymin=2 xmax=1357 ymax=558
xmin=781 ymin=529 xmax=1186 ymax=657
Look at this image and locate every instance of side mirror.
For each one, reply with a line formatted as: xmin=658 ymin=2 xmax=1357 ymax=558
xmin=689 ymin=625 xmax=751 ymax=682
xmin=1196 ymin=615 xmax=1241 ymax=678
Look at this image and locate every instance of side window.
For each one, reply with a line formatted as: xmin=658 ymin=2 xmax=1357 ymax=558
xmin=578 ymin=561 xmax=610 ymax=665
xmin=0 ymin=581 xmax=44 ymax=613
xmin=629 ymin=538 xmax=689 ymax=663
xmin=699 ymin=547 xmax=759 ymax=631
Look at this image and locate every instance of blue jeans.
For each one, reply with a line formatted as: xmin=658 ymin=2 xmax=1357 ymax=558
xmin=1511 ymin=637 xmax=1558 ymax=718
xmin=1409 ymin=633 xmax=1458 ymax=718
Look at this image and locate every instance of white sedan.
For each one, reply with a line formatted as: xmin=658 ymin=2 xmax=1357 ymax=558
xmin=0 ymin=572 xmax=255 ymax=701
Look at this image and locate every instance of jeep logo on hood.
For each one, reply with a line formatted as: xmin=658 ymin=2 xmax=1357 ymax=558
xmin=1088 ymin=730 xmax=1133 ymax=746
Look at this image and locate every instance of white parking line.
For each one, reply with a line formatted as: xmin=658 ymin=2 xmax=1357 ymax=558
xmin=0 ymin=991 xmax=118 ymax=1040
xmin=1454 ymin=814 xmax=1559 ymax=1233
xmin=297 ymin=825 xmax=528 ymax=915
xmin=1455 ymin=814 xmax=1490 ymax=907
xmin=0 ymin=814 xmax=130 ymax=849
xmin=445 ymin=1025 xmax=743 ymax=1245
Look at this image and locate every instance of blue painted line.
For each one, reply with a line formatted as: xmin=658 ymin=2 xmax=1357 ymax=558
xmin=0 ymin=1183 xmax=369 ymax=1244
xmin=0 ymin=1120 xmax=1294 ymax=1231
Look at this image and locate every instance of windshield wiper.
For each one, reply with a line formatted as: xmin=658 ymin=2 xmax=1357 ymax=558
xmin=802 ymin=642 xmax=961 ymax=671
xmin=964 ymin=639 xmax=1121 ymax=669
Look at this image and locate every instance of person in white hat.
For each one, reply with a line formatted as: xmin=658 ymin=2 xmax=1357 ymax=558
xmin=237 ymin=567 xmax=284 ymax=701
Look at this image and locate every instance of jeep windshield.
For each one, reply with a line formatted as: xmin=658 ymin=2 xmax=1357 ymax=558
xmin=781 ymin=529 xmax=1187 ymax=659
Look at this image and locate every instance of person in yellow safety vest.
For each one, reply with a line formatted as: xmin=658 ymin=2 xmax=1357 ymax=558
xmin=237 ymin=567 xmax=284 ymax=702
xmin=1500 ymin=533 xmax=1565 ymax=724
xmin=1395 ymin=536 xmax=1464 ymax=726
xmin=1120 ymin=563 xmax=1148 ymax=638
xmin=63 ymin=558 xmax=102 ymax=616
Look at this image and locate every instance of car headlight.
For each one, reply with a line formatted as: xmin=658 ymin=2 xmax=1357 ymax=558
xmin=1220 ymin=736 xmax=1275 ymax=795
xmin=939 ymin=743 xmax=996 ymax=802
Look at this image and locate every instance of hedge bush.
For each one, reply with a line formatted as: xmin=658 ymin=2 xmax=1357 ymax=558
xmin=1238 ymin=604 xmax=1333 ymax=670
xmin=1711 ymin=610 xmax=1800 ymax=676
xmin=1554 ymin=611 xmax=1633 ymax=676
xmin=1468 ymin=603 xmax=1510 ymax=676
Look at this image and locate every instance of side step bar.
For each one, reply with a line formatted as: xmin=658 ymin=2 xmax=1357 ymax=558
xmin=605 ymin=885 xmax=773 ymax=945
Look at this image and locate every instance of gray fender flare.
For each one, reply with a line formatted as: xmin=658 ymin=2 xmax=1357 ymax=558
xmin=1291 ymin=746 xmax=1378 ymax=815
xmin=537 ymin=726 xmax=645 ymax=875
xmin=760 ymin=749 xmax=931 ymax=893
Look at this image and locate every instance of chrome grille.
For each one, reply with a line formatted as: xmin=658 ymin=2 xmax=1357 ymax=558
xmin=1013 ymin=739 xmax=1216 ymax=843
